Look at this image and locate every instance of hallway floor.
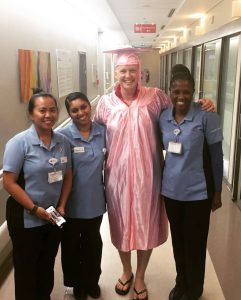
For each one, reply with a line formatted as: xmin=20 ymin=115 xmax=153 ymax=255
xmin=0 ymin=214 xmax=224 ymax=300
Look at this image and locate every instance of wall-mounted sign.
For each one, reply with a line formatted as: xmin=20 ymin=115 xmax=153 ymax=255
xmin=134 ymin=24 xmax=156 ymax=33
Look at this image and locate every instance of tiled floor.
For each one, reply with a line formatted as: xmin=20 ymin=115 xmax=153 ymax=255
xmin=0 ymin=214 xmax=224 ymax=300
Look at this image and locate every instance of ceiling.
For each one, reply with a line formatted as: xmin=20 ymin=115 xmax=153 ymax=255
xmin=106 ymin=0 xmax=222 ymax=48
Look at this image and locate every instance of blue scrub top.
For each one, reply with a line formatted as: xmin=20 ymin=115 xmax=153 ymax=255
xmin=159 ymin=102 xmax=223 ymax=201
xmin=58 ymin=121 xmax=106 ymax=219
xmin=3 ymin=124 xmax=72 ymax=228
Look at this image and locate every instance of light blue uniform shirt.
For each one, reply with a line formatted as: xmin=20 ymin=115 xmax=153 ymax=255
xmin=3 ymin=124 xmax=72 ymax=228
xmin=159 ymin=102 xmax=222 ymax=201
xmin=58 ymin=121 xmax=106 ymax=219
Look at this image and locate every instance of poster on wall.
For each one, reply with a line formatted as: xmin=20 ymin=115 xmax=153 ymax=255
xmin=18 ymin=49 xmax=51 ymax=103
xmin=56 ymin=49 xmax=74 ymax=98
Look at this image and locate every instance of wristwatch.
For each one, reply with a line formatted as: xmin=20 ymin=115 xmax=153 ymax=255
xmin=28 ymin=205 xmax=39 ymax=215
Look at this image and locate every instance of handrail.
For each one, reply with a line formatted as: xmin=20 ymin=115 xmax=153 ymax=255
xmin=0 ymin=94 xmax=100 ymax=191
xmin=105 ymin=83 xmax=116 ymax=94
xmin=0 ymin=169 xmax=2 ymax=190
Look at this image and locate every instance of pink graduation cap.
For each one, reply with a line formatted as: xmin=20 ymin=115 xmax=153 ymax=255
xmin=103 ymin=46 xmax=151 ymax=67
xmin=104 ymin=47 xmax=152 ymax=90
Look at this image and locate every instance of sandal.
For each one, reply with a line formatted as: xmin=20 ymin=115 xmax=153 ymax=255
xmin=133 ymin=287 xmax=148 ymax=300
xmin=115 ymin=273 xmax=134 ymax=295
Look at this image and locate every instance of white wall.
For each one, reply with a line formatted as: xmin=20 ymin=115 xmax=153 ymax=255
xmin=0 ymin=0 xmax=128 ymax=167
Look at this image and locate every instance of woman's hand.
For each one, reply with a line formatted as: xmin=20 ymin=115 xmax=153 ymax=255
xmin=211 ymin=193 xmax=222 ymax=212
xmin=56 ymin=206 xmax=65 ymax=217
xmin=35 ymin=207 xmax=55 ymax=225
xmin=198 ymin=98 xmax=216 ymax=112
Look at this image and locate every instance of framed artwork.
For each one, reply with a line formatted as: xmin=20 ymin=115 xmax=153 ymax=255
xmin=18 ymin=49 xmax=51 ymax=103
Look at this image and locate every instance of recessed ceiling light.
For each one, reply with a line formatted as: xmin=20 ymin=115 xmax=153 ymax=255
xmin=142 ymin=4 xmax=152 ymax=8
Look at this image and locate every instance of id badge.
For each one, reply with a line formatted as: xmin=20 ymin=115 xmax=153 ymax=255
xmin=74 ymin=146 xmax=85 ymax=153
xmin=48 ymin=170 xmax=63 ymax=183
xmin=168 ymin=141 xmax=182 ymax=154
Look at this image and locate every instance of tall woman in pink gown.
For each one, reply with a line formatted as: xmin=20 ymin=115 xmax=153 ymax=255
xmin=95 ymin=51 xmax=213 ymax=300
xmin=95 ymin=50 xmax=170 ymax=300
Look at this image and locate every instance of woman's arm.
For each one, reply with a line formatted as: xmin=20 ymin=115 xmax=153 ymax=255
xmin=56 ymin=168 xmax=72 ymax=216
xmin=208 ymin=142 xmax=223 ymax=211
xmin=198 ymin=99 xmax=216 ymax=112
xmin=3 ymin=171 xmax=52 ymax=221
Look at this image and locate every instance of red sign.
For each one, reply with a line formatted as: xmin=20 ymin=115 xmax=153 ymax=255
xmin=134 ymin=24 xmax=156 ymax=33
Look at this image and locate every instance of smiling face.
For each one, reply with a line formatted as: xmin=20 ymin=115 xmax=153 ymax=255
xmin=68 ymin=98 xmax=91 ymax=128
xmin=30 ymin=96 xmax=58 ymax=133
xmin=115 ymin=64 xmax=139 ymax=92
xmin=170 ymin=79 xmax=194 ymax=115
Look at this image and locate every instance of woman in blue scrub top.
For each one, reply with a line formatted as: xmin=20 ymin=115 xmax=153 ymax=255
xmin=3 ymin=91 xmax=72 ymax=300
xmin=159 ymin=65 xmax=223 ymax=300
xmin=58 ymin=92 xmax=106 ymax=300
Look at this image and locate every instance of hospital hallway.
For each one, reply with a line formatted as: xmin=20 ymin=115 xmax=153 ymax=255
xmin=1 ymin=184 xmax=240 ymax=300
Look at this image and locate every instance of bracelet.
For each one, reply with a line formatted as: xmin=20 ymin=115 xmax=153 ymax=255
xmin=29 ymin=205 xmax=39 ymax=215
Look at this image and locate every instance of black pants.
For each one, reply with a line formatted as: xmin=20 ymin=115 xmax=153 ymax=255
xmin=9 ymin=224 xmax=61 ymax=300
xmin=61 ymin=215 xmax=103 ymax=290
xmin=164 ymin=198 xmax=211 ymax=300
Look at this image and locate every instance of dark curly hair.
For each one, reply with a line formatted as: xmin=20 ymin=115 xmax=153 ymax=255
xmin=170 ymin=64 xmax=195 ymax=92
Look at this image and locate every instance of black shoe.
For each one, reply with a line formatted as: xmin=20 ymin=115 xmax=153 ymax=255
xmin=88 ymin=284 xmax=101 ymax=298
xmin=169 ymin=286 xmax=185 ymax=300
xmin=180 ymin=291 xmax=203 ymax=300
xmin=73 ymin=286 xmax=87 ymax=300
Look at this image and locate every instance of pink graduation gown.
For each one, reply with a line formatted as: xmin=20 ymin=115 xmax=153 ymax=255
xmin=95 ymin=85 xmax=171 ymax=251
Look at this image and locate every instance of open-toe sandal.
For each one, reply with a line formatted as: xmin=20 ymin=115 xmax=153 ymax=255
xmin=115 ymin=273 xmax=134 ymax=295
xmin=133 ymin=287 xmax=148 ymax=300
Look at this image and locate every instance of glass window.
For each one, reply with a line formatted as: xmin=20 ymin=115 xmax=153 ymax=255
xmin=165 ymin=55 xmax=171 ymax=93
xmin=160 ymin=56 xmax=166 ymax=90
xmin=193 ymin=45 xmax=202 ymax=100
xmin=219 ymin=35 xmax=240 ymax=180
xmin=171 ymin=52 xmax=177 ymax=67
xmin=183 ymin=48 xmax=192 ymax=70
xmin=203 ymin=40 xmax=222 ymax=104
xmin=177 ymin=50 xmax=183 ymax=63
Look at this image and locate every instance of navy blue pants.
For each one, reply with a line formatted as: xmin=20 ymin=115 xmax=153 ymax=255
xmin=164 ymin=198 xmax=211 ymax=300
xmin=61 ymin=215 xmax=103 ymax=290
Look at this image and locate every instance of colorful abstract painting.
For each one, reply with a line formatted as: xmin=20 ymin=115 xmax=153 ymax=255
xmin=18 ymin=49 xmax=51 ymax=103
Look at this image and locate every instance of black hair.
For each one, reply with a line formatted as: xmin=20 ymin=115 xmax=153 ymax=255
xmin=28 ymin=88 xmax=58 ymax=114
xmin=65 ymin=92 xmax=90 ymax=113
xmin=169 ymin=64 xmax=195 ymax=92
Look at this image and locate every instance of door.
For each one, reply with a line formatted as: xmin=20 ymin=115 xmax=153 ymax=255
xmin=193 ymin=45 xmax=202 ymax=100
xmin=234 ymin=93 xmax=241 ymax=209
xmin=219 ymin=35 xmax=240 ymax=182
xmin=202 ymin=40 xmax=222 ymax=105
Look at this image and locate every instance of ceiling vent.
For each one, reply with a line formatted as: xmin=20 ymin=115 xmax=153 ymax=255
xmin=168 ymin=8 xmax=175 ymax=18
